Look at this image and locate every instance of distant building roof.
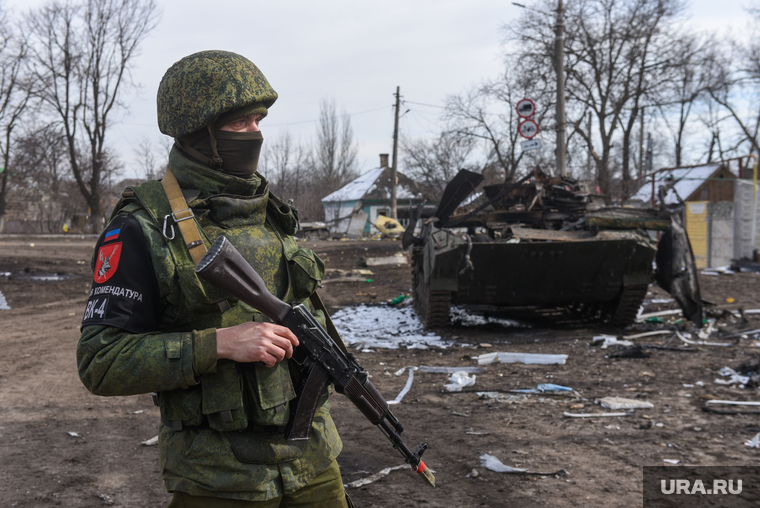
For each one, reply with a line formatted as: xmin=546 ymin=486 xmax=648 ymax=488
xmin=629 ymin=163 xmax=728 ymax=204
xmin=321 ymin=166 xmax=433 ymax=203
xmin=321 ymin=167 xmax=385 ymax=203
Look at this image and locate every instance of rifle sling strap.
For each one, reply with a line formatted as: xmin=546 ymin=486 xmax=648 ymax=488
xmin=161 ymin=168 xmax=208 ymax=265
xmin=161 ymin=168 xmax=230 ymax=312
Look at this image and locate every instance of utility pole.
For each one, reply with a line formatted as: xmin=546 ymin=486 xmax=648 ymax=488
xmin=391 ymin=86 xmax=400 ymax=220
xmin=639 ymin=107 xmax=645 ymax=180
xmin=555 ymin=0 xmax=566 ymax=177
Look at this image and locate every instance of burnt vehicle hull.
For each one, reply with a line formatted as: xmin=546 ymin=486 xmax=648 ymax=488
xmin=407 ymin=168 xmax=702 ymax=329
xmin=412 ymin=227 xmax=657 ymax=328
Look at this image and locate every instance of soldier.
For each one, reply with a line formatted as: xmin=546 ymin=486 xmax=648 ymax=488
xmin=77 ymin=50 xmax=352 ymax=507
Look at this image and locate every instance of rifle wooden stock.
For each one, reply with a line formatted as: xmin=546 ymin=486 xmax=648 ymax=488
xmin=196 ymin=236 xmax=435 ymax=488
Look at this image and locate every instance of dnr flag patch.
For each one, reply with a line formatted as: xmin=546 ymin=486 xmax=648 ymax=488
xmin=94 ymin=242 xmax=122 ymax=284
xmin=104 ymin=227 xmax=121 ymax=242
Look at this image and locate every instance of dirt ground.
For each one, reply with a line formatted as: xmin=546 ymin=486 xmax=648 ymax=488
xmin=1 ymin=235 xmax=760 ymax=507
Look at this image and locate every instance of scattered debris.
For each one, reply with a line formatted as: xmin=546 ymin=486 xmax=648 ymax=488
xmin=511 ymin=383 xmax=573 ymax=394
xmin=465 ymin=427 xmax=489 ymax=436
xmin=96 ymin=493 xmax=114 ymax=505
xmin=745 ymin=433 xmax=760 ymax=448
xmin=623 ymin=330 xmax=673 ymax=340
xmin=388 ymin=367 xmax=417 ymax=404
xmin=141 ymin=436 xmax=159 ymax=446
xmin=592 ymin=336 xmax=633 ymax=349
xmin=477 ymin=352 xmax=568 ymax=365
xmin=0 ymin=290 xmax=9 ymax=310
xmin=466 ymin=468 xmax=480 ymax=478
xmin=607 ymin=345 xmax=650 ymax=358
xmin=477 ymin=392 xmax=528 ymax=403
xmin=598 ymin=397 xmax=654 ymax=410
xmin=563 ymin=411 xmax=632 ymax=418
xmin=418 ymin=366 xmax=483 ymax=374
xmin=675 ymin=330 xmax=733 ymax=347
xmin=636 ymin=309 xmax=682 ymax=321
xmin=365 ymin=254 xmax=407 ymax=267
xmin=479 ymin=454 xmax=567 ymax=476
xmin=443 ymin=371 xmax=477 ymax=392
xmin=663 ymin=459 xmax=680 ymax=465
xmin=449 ymin=307 xmax=531 ymax=329
xmin=703 ymin=400 xmax=760 ymax=414
xmin=714 ymin=367 xmax=751 ymax=387
xmin=67 ymin=431 xmax=82 ymax=438
xmin=388 ymin=294 xmax=409 ymax=305
xmin=345 ymin=464 xmax=410 ymax=488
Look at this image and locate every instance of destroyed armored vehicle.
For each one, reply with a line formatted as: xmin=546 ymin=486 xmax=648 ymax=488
xmin=403 ymin=168 xmax=703 ymax=329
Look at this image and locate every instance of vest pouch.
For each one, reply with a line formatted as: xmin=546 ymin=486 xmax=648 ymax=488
xmin=244 ymin=361 xmax=296 ymax=427
xmin=160 ymin=385 xmax=203 ymax=428
xmin=286 ymin=248 xmax=325 ymax=302
xmin=201 ymin=360 xmax=248 ymax=432
xmin=224 ymin=429 xmax=306 ymax=465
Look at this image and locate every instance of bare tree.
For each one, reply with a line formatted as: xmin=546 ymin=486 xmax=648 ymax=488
xmin=511 ymin=0 xmax=686 ymax=202
xmin=0 ymin=11 xmax=30 ymax=233
xmin=401 ymin=131 xmax=477 ymax=199
xmin=312 ymin=97 xmax=358 ymax=190
xmin=443 ymin=68 xmax=554 ymax=181
xmin=133 ymin=136 xmax=170 ymax=181
xmin=703 ymin=8 xmax=760 ymax=159
xmin=25 ymin=0 xmax=159 ymax=232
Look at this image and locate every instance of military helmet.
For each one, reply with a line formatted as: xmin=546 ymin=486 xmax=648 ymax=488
xmin=157 ymin=50 xmax=278 ymax=138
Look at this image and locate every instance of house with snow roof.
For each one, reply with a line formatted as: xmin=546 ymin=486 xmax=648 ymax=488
xmin=628 ymin=163 xmax=736 ymax=206
xmin=629 ymin=162 xmax=743 ymax=268
xmin=321 ymin=154 xmax=436 ymax=236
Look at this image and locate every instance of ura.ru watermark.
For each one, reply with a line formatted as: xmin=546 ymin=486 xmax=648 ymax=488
xmin=660 ymin=478 xmax=742 ymax=495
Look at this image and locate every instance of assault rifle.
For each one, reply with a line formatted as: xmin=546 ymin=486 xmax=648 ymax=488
xmin=196 ymin=236 xmax=435 ymax=488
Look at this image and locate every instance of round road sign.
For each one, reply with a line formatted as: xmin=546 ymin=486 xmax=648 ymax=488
xmin=516 ymin=98 xmax=536 ymax=118
xmin=518 ymin=119 xmax=539 ymax=139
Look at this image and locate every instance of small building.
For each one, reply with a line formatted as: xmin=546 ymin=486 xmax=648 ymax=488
xmin=628 ymin=163 xmax=736 ymax=206
xmin=629 ymin=163 xmax=738 ymax=268
xmin=321 ymin=155 xmax=434 ymax=236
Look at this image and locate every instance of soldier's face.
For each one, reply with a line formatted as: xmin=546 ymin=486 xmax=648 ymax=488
xmin=220 ymin=114 xmax=262 ymax=133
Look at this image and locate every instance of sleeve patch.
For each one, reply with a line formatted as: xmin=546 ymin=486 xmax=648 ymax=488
xmin=94 ymin=243 xmax=122 ymax=284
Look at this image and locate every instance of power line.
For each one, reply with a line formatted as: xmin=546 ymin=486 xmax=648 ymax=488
xmin=403 ymin=100 xmax=446 ymax=109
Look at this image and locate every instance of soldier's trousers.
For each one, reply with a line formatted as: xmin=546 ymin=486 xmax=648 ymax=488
xmin=166 ymin=460 xmax=354 ymax=507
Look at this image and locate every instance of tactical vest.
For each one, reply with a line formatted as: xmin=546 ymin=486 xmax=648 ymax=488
xmin=111 ymin=175 xmax=325 ymax=441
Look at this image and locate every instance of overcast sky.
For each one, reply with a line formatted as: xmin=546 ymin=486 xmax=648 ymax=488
xmin=4 ymin=0 xmax=752 ymax=180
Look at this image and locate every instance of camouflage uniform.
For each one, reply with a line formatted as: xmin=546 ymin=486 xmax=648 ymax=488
xmin=77 ymin=51 xmax=345 ymax=504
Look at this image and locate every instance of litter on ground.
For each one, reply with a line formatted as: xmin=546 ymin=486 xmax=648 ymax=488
xmin=745 ymin=433 xmax=760 ymax=448
xmin=479 ymin=454 xmax=568 ymax=476
xmin=418 ymin=366 xmax=483 ymax=374
xmin=443 ymin=371 xmax=477 ymax=392
xmin=592 ymin=336 xmax=634 ymax=349
xmin=477 ymin=352 xmax=568 ymax=365
xmin=388 ymin=367 xmax=416 ymax=404
xmin=344 ymin=464 xmax=410 ymax=488
xmin=563 ymin=411 xmax=632 ymax=418
xmin=598 ymin=397 xmax=654 ymax=410
xmin=511 ymin=383 xmax=573 ymax=394
xmin=141 ymin=436 xmax=159 ymax=446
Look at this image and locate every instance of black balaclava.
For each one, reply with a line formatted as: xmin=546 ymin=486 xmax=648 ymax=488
xmin=177 ymin=103 xmax=266 ymax=179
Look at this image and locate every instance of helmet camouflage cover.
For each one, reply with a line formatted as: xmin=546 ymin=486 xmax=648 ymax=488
xmin=157 ymin=50 xmax=278 ymax=138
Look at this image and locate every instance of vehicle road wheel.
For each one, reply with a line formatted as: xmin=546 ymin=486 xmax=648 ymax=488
xmin=411 ymin=247 xmax=451 ymax=328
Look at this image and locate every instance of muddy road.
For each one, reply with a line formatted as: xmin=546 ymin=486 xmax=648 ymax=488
xmin=1 ymin=235 xmax=759 ymax=507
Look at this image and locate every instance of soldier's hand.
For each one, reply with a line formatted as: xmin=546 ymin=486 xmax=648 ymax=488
xmin=216 ymin=322 xmax=299 ymax=367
